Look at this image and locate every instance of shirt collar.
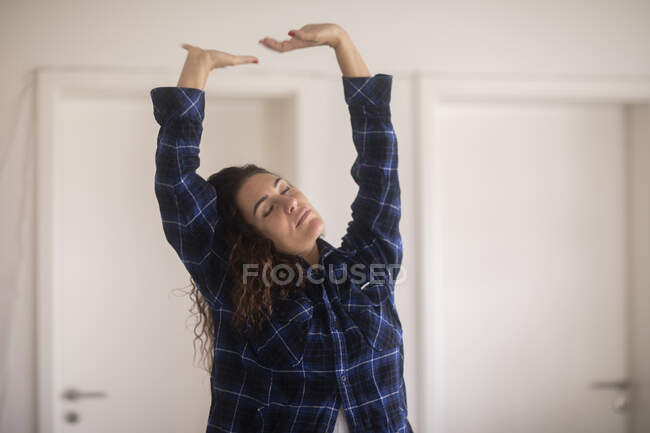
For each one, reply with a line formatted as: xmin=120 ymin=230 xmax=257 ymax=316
xmin=296 ymin=237 xmax=339 ymax=275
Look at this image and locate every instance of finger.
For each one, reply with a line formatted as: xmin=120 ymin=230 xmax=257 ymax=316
xmin=289 ymin=29 xmax=317 ymax=43
xmin=259 ymin=36 xmax=311 ymax=52
xmin=233 ymin=56 xmax=259 ymax=65
xmin=259 ymin=37 xmax=288 ymax=52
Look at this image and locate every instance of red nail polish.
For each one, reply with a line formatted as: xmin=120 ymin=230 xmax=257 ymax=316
xmin=288 ymin=30 xmax=295 ymax=36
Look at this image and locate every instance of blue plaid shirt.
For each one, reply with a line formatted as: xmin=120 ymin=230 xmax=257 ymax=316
xmin=151 ymin=73 xmax=411 ymax=433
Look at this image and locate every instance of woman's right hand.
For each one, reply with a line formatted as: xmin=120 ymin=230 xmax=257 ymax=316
xmin=258 ymin=23 xmax=347 ymax=52
xmin=181 ymin=43 xmax=259 ymax=70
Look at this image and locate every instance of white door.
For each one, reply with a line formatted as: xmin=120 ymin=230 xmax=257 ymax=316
xmin=36 ymin=70 xmax=342 ymax=432
xmin=420 ymin=87 xmax=633 ymax=433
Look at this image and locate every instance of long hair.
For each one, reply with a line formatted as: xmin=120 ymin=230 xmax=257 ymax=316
xmin=186 ymin=163 xmax=308 ymax=374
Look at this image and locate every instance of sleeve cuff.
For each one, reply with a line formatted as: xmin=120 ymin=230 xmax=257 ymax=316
xmin=342 ymin=73 xmax=392 ymax=107
xmin=150 ymin=86 xmax=205 ymax=126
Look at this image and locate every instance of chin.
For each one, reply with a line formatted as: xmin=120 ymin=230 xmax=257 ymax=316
xmin=308 ymin=217 xmax=325 ymax=239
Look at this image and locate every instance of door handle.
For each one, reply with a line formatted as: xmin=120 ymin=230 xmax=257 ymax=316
xmin=589 ymin=379 xmax=630 ymax=413
xmin=590 ymin=379 xmax=629 ymax=391
xmin=62 ymin=388 xmax=107 ymax=401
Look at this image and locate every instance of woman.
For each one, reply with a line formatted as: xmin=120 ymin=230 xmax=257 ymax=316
xmin=150 ymin=23 xmax=412 ymax=433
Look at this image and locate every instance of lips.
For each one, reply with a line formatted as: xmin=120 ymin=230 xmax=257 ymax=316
xmin=296 ymin=208 xmax=311 ymax=228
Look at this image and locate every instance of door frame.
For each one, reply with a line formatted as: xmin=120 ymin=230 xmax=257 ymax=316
xmin=413 ymin=72 xmax=650 ymax=433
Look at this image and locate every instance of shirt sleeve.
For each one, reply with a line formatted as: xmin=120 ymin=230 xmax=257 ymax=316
xmin=339 ymin=74 xmax=403 ymax=286
xmin=150 ymin=86 xmax=228 ymax=308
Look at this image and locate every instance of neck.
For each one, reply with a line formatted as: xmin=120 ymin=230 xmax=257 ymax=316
xmin=300 ymin=241 xmax=320 ymax=267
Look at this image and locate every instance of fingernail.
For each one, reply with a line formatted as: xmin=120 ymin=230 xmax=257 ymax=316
xmin=253 ymin=59 xmax=258 ymax=63
xmin=288 ymin=30 xmax=295 ymax=36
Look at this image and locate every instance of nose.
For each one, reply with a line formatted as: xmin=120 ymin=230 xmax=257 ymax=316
xmin=282 ymin=195 xmax=298 ymax=214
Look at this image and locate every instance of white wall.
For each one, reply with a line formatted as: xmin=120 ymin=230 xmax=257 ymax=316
xmin=1 ymin=1 xmax=649 ymax=432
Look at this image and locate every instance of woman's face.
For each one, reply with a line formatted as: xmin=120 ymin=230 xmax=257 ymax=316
xmin=235 ymin=173 xmax=325 ymax=257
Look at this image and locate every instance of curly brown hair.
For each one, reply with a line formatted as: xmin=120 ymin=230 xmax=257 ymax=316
xmin=183 ymin=164 xmax=312 ymax=374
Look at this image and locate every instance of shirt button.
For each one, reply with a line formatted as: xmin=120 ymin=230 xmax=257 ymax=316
xmin=341 ymin=375 xmax=346 ymax=382
xmin=332 ymin=317 xmax=339 ymax=328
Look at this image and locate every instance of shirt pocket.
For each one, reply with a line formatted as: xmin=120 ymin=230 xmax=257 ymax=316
xmin=340 ymin=281 xmax=402 ymax=352
xmin=246 ymin=293 xmax=314 ymax=370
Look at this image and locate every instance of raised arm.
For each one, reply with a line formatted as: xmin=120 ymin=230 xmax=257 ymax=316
xmin=150 ymin=45 xmax=257 ymax=308
xmin=339 ymin=73 xmax=403 ymax=287
xmin=333 ymin=34 xmax=402 ymax=286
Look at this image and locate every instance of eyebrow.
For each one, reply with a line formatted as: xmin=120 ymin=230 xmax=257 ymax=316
xmin=253 ymin=176 xmax=283 ymax=217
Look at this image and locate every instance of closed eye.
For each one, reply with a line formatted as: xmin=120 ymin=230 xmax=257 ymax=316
xmin=263 ymin=186 xmax=292 ymax=217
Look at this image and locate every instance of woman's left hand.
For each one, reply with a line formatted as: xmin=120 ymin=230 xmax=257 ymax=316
xmin=258 ymin=23 xmax=347 ymax=52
